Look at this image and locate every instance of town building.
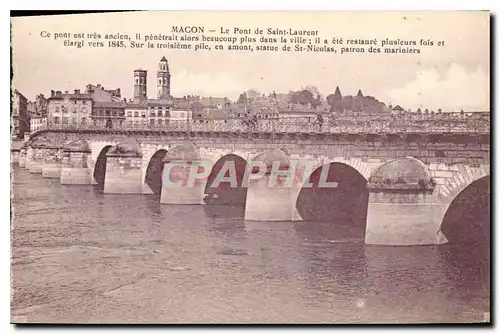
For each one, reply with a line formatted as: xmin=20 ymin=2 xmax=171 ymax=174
xmin=91 ymin=101 xmax=126 ymax=128
xmin=125 ymin=103 xmax=148 ymax=126
xmin=30 ymin=114 xmax=47 ymax=132
xmin=169 ymin=99 xmax=193 ymax=121
xmin=27 ymin=101 xmax=35 ymax=118
xmin=34 ymin=94 xmax=48 ymax=117
xmin=157 ymin=56 xmax=171 ymax=99
xmin=47 ymin=89 xmax=92 ymax=127
xmin=133 ymin=69 xmax=148 ymax=104
xmin=85 ymin=84 xmax=121 ymax=102
xmin=146 ymin=100 xmax=173 ymax=126
xmin=11 ymin=89 xmax=29 ymax=138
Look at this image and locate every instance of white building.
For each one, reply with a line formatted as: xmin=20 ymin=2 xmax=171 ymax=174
xmin=30 ymin=115 xmax=47 ymax=132
xmin=47 ymin=90 xmax=92 ymax=126
xmin=124 ymin=104 xmax=148 ymax=126
xmin=170 ymin=108 xmax=193 ymax=121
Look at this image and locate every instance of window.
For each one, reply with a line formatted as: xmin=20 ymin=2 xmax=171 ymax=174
xmin=74 ymin=100 xmax=77 ymax=104
xmin=54 ymin=116 xmax=60 ymax=124
xmin=72 ymin=118 xmax=76 ymax=125
xmin=134 ymin=111 xmax=139 ymax=117
xmin=82 ymin=101 xmax=87 ymax=105
xmin=112 ymin=110 xmax=117 ymax=117
xmin=158 ymin=119 xmax=163 ymax=125
xmin=62 ymin=117 xmax=69 ymax=124
xmin=62 ymin=106 xmax=67 ymax=113
xmin=158 ymin=110 xmax=162 ymax=116
xmin=81 ymin=108 xmax=87 ymax=114
xmin=105 ymin=109 xmax=110 ymax=116
xmin=55 ymin=106 xmax=60 ymax=113
xmin=72 ymin=107 xmax=77 ymax=113
xmin=150 ymin=112 xmax=156 ymax=117
xmin=127 ymin=111 xmax=132 ymax=117
xmin=81 ymin=117 xmax=86 ymax=124
xmin=150 ymin=119 xmax=155 ymax=126
xmin=119 ymin=111 xmax=125 ymax=117
xmin=141 ymin=112 xmax=146 ymax=118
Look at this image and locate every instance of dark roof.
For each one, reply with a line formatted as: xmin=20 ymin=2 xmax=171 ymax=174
xmin=147 ymin=98 xmax=172 ymax=106
xmin=48 ymin=93 xmax=92 ymax=101
xmin=200 ymin=97 xmax=229 ymax=107
xmin=160 ymin=56 xmax=168 ymax=62
xmin=125 ymin=103 xmax=148 ymax=110
xmin=392 ymin=105 xmax=405 ymax=111
xmin=93 ymin=101 xmax=126 ymax=108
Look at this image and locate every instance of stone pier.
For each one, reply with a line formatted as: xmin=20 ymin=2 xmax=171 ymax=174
xmin=18 ymin=147 xmax=27 ymax=168
xmin=60 ymin=140 xmax=93 ymax=185
xmin=41 ymin=147 xmax=63 ymax=178
xmin=160 ymin=143 xmax=204 ymax=204
xmin=365 ymin=192 xmax=448 ymax=245
xmin=245 ymin=149 xmax=302 ymax=221
xmin=28 ymin=147 xmax=44 ymax=174
xmin=364 ymin=157 xmax=448 ymax=245
xmin=11 ymin=149 xmax=20 ymax=165
xmin=103 ymin=142 xmax=143 ymax=194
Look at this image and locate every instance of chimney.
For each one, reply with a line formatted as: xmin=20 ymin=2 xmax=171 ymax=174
xmin=64 ymin=91 xmax=68 ymax=94
xmin=56 ymin=91 xmax=62 ymax=96
xmin=51 ymin=90 xmax=55 ymax=97
xmin=74 ymin=89 xmax=80 ymax=94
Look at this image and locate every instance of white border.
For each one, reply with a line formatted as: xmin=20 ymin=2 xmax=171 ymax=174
xmin=3 ymin=2 xmax=498 ymax=333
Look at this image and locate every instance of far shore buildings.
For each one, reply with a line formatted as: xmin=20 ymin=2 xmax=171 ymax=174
xmin=45 ymin=57 xmax=232 ymax=129
xmin=11 ymin=90 xmax=29 ymax=138
xmin=40 ymin=57 xmax=480 ymax=133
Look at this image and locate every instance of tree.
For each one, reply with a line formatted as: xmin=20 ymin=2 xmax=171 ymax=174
xmin=245 ymin=89 xmax=260 ymax=100
xmin=237 ymin=92 xmax=247 ymax=104
xmin=326 ymin=86 xmax=343 ymax=111
xmin=289 ymin=89 xmax=321 ymax=108
xmin=303 ymin=85 xmax=320 ymax=97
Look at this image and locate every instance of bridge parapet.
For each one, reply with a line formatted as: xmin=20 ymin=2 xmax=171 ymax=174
xmin=28 ymin=112 xmax=490 ymax=140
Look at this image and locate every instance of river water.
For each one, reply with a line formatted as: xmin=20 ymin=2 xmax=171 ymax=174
xmin=11 ymin=166 xmax=489 ymax=324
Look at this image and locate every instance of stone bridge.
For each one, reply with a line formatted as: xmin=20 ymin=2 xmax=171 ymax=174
xmin=15 ymin=128 xmax=490 ymax=247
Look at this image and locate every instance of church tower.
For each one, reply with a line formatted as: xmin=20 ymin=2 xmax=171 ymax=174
xmin=133 ymin=69 xmax=148 ymax=104
xmin=157 ymin=56 xmax=171 ymax=99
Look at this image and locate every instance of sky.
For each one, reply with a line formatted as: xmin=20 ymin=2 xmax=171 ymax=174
xmin=11 ymin=11 xmax=490 ymax=112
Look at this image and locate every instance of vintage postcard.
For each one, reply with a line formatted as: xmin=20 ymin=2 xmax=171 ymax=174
xmin=10 ymin=11 xmax=490 ymax=324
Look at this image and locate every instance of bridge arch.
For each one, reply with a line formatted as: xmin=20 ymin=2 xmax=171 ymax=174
xmin=440 ymin=175 xmax=490 ymax=245
xmin=435 ymin=163 xmax=490 ymax=199
xmin=144 ymin=149 xmax=168 ymax=194
xmin=295 ymin=162 xmax=369 ymax=239
xmin=204 ymin=154 xmax=248 ymax=205
xmin=93 ymin=145 xmax=113 ymax=187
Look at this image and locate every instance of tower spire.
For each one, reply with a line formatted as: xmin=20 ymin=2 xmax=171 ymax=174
xmin=157 ymin=56 xmax=171 ymax=99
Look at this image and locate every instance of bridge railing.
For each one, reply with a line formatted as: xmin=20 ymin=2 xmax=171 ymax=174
xmin=30 ymin=113 xmax=490 ymax=137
